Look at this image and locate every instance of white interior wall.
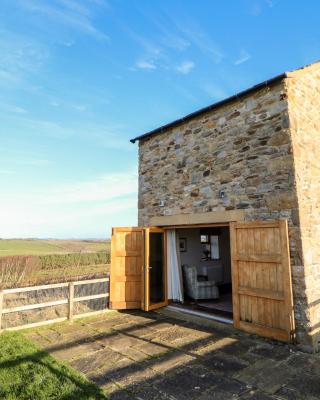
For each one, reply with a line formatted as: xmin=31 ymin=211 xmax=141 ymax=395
xmin=178 ymin=228 xmax=202 ymax=266
xmin=177 ymin=227 xmax=231 ymax=284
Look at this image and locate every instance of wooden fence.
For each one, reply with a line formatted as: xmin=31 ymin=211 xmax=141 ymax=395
xmin=0 ymin=276 xmax=109 ymax=332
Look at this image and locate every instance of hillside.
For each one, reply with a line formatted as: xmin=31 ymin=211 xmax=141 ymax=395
xmin=0 ymin=239 xmax=110 ymax=256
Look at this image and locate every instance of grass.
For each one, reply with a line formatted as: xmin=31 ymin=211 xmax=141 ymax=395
xmin=0 ymin=240 xmax=110 ymax=288
xmin=0 ymin=239 xmax=110 ymax=256
xmin=3 ymin=264 xmax=109 ymax=288
xmin=0 ymin=331 xmax=108 ymax=400
xmin=36 ymin=263 xmax=110 ymax=280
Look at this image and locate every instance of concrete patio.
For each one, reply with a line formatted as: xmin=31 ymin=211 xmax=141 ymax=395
xmin=26 ymin=309 xmax=320 ymax=400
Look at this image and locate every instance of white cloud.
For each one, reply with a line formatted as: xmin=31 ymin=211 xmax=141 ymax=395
xmin=265 ymin=0 xmax=274 ymax=6
xmin=128 ymin=27 xmax=191 ymax=73
xmin=132 ymin=5 xmax=190 ymax=52
xmin=0 ymin=29 xmax=49 ymax=87
xmin=0 ymin=103 xmax=28 ymax=114
xmin=16 ymin=0 xmax=109 ymax=41
xmin=57 ymin=0 xmax=91 ymax=16
xmin=249 ymin=2 xmax=262 ymax=16
xmin=184 ymin=29 xmax=223 ymax=63
xmin=0 ymin=171 xmax=138 ymax=238
xmin=234 ymin=50 xmax=252 ymax=65
xmin=0 ymin=169 xmax=16 ymax=175
xmin=161 ymin=34 xmax=190 ymax=51
xmin=0 ymin=147 xmax=52 ymax=168
xmin=31 ymin=172 xmax=138 ymax=205
xmin=14 ymin=117 xmax=75 ymax=139
xmin=249 ymin=0 xmax=276 ymax=16
xmin=133 ymin=56 xmax=195 ymax=75
xmin=9 ymin=106 xmax=28 ymax=114
xmin=71 ymin=104 xmax=87 ymax=111
xmin=127 ymin=29 xmax=162 ymax=58
xmin=0 ymin=198 xmax=137 ymax=238
xmin=62 ymin=39 xmax=75 ymax=47
xmin=17 ymin=158 xmax=51 ymax=167
xmin=176 ymin=61 xmax=195 ymax=74
xmin=0 ymin=70 xmax=19 ymax=85
xmin=49 ymin=99 xmax=87 ymax=111
xmin=0 ymin=114 xmax=132 ymax=150
xmin=88 ymin=0 xmax=109 ymax=8
xmin=164 ymin=15 xmax=224 ymax=64
xmin=169 ymin=82 xmax=197 ymax=102
xmin=202 ymin=83 xmax=228 ymax=100
xmin=135 ymin=60 xmax=157 ymax=70
xmin=127 ymin=30 xmax=165 ymax=72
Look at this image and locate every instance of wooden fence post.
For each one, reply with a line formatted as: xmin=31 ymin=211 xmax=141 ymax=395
xmin=0 ymin=291 xmax=3 ymax=331
xmin=68 ymin=282 xmax=74 ymax=322
xmin=0 ymin=277 xmax=109 ymax=332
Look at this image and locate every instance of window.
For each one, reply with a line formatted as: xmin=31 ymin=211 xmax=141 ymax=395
xmin=200 ymin=235 xmax=209 ymax=243
xmin=210 ymin=235 xmax=220 ymax=260
xmin=201 ymin=234 xmax=220 ymax=260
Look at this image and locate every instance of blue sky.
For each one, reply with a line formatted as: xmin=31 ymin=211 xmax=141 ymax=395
xmin=0 ymin=0 xmax=319 ymax=238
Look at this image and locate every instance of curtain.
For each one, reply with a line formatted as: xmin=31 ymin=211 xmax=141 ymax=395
xmin=167 ymin=229 xmax=184 ymax=303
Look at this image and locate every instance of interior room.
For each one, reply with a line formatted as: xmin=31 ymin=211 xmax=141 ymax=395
xmin=168 ymin=226 xmax=233 ymax=319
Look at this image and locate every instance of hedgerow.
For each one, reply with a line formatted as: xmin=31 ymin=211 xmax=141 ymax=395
xmin=38 ymin=251 xmax=110 ymax=269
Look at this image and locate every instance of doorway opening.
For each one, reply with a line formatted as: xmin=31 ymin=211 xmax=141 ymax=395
xmin=167 ymin=225 xmax=233 ymax=321
xmin=149 ymin=231 xmax=165 ymax=305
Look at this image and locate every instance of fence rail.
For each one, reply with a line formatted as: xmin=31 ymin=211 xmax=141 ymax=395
xmin=0 ymin=276 xmax=110 ymax=332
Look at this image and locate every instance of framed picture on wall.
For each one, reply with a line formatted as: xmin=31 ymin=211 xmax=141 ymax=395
xmin=179 ymin=237 xmax=187 ymax=252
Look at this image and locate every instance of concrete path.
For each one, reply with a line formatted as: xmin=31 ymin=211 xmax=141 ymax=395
xmin=26 ymin=310 xmax=320 ymax=400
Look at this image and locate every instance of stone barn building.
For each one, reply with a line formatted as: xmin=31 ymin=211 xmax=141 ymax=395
xmin=110 ymin=61 xmax=320 ymax=352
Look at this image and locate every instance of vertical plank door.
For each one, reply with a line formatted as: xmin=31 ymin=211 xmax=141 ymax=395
xmin=230 ymin=220 xmax=295 ymax=342
xmin=109 ymin=227 xmax=144 ymax=309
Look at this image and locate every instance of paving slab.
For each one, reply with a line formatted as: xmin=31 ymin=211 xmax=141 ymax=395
xmin=135 ymin=341 xmax=171 ymax=356
xmin=198 ymin=378 xmax=249 ymax=400
xmin=49 ymin=339 xmax=104 ymax=361
xmin=192 ymin=335 xmax=237 ymax=355
xmin=153 ymin=366 xmax=223 ymax=400
xmin=249 ymin=342 xmax=293 ymax=361
xmin=235 ymin=357 xmax=298 ymax=394
xmin=98 ymin=332 xmax=143 ymax=351
xmin=239 ymin=389 xmax=278 ymax=399
xmin=119 ymin=346 xmax=151 ymax=362
xmin=148 ymin=350 xmax=195 ymax=373
xmin=86 ymin=319 xmax=125 ymax=332
xmin=134 ymin=385 xmax=175 ymax=400
xmin=90 ymin=358 xmax=158 ymax=393
xmin=70 ymin=348 xmax=126 ymax=374
xmin=26 ymin=309 xmax=320 ymax=400
xmin=275 ymin=374 xmax=320 ymax=400
xmin=201 ymin=351 xmax=248 ymax=376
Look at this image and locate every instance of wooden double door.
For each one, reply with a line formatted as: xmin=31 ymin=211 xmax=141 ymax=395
xmin=230 ymin=220 xmax=295 ymax=342
xmin=110 ymin=227 xmax=167 ymax=311
xmin=110 ymin=220 xmax=295 ymax=342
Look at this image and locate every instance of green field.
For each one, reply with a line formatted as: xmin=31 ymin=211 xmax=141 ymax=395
xmin=0 ymin=239 xmax=110 ymax=256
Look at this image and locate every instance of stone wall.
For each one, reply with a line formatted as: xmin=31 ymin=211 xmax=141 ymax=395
xmin=137 ymin=79 xmax=311 ymax=346
xmin=138 ymin=82 xmax=297 ymax=226
xmin=286 ymin=63 xmax=320 ymax=350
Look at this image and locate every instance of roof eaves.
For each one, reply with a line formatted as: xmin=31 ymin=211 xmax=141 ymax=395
xmin=130 ymin=72 xmax=287 ymax=144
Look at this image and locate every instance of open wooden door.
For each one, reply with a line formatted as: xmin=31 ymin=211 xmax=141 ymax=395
xmin=109 ymin=227 xmax=144 ymax=309
xmin=230 ymin=220 xmax=295 ymax=342
xmin=110 ymin=227 xmax=168 ymax=311
xmin=143 ymin=228 xmax=168 ymax=311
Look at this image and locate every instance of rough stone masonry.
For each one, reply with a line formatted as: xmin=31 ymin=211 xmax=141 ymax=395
xmin=136 ymin=61 xmax=320 ymax=351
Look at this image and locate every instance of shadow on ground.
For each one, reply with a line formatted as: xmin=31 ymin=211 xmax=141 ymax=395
xmin=26 ymin=310 xmax=320 ymax=400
